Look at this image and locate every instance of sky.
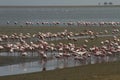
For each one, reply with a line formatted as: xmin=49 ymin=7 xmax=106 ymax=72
xmin=0 ymin=0 xmax=120 ymax=6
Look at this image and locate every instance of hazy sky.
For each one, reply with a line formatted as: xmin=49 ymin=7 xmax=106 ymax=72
xmin=0 ymin=0 xmax=120 ymax=6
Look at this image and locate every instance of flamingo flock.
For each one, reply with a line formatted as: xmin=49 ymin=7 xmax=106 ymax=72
xmin=0 ymin=28 xmax=120 ymax=64
xmin=6 ymin=21 xmax=120 ymax=27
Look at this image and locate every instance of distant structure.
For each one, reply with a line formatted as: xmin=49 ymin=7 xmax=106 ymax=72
xmin=109 ymin=2 xmax=113 ymax=5
xmin=104 ymin=2 xmax=108 ymax=5
xmin=98 ymin=2 xmax=113 ymax=6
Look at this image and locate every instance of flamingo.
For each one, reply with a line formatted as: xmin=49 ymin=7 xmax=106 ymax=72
xmin=21 ymin=52 xmax=28 ymax=57
xmin=14 ymin=21 xmax=18 ymax=25
xmin=7 ymin=21 xmax=10 ymax=24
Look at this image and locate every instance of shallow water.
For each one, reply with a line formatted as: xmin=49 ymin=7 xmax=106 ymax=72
xmin=0 ymin=7 xmax=120 ymax=26
xmin=0 ymin=53 xmax=119 ymax=76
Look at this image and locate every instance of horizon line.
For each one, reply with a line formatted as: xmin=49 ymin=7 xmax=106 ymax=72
xmin=0 ymin=5 xmax=120 ymax=8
